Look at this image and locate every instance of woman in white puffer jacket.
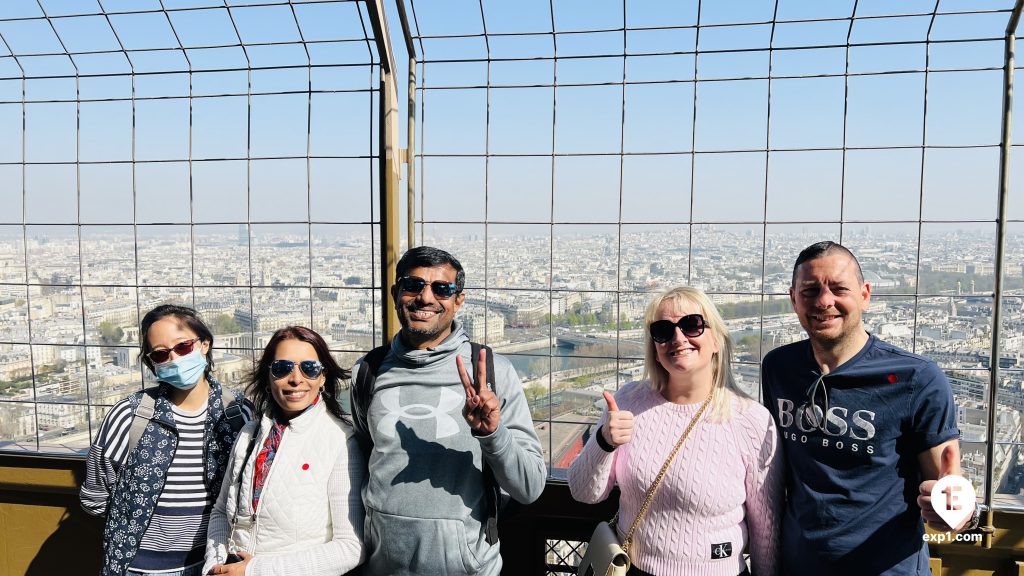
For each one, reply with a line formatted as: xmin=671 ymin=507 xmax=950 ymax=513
xmin=203 ymin=326 xmax=365 ymax=576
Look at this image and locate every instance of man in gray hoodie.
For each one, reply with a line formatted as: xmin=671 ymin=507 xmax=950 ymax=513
xmin=354 ymin=246 xmax=546 ymax=575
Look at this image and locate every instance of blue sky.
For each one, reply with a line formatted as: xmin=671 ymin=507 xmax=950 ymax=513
xmin=0 ymin=0 xmax=1020 ymax=234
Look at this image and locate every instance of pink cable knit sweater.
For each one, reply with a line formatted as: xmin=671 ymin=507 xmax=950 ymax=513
xmin=568 ymin=381 xmax=782 ymax=576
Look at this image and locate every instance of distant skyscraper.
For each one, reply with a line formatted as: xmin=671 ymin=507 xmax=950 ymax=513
xmin=238 ymin=224 xmax=249 ymax=246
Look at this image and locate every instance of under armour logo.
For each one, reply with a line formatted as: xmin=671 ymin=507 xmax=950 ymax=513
xmin=377 ymin=388 xmax=463 ymax=439
xmin=710 ymin=542 xmax=732 ymax=559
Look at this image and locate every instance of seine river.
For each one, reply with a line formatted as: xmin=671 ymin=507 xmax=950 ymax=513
xmin=504 ymin=346 xmax=577 ymax=379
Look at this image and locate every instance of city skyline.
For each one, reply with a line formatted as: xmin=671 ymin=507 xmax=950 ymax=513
xmin=2 ymin=226 xmax=1024 ymax=508
xmin=1 ymin=0 xmax=1023 ymax=513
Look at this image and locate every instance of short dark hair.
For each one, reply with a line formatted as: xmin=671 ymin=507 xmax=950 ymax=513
xmin=139 ymin=304 xmax=215 ymax=377
xmin=246 ymin=326 xmax=350 ymax=423
xmin=792 ymin=241 xmax=865 ymax=286
xmin=395 ymin=246 xmax=465 ymax=292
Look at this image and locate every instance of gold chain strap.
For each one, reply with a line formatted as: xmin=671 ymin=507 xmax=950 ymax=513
xmin=619 ymin=390 xmax=713 ymax=555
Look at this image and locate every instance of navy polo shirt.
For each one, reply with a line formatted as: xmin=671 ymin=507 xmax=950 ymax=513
xmin=761 ymin=335 xmax=960 ymax=576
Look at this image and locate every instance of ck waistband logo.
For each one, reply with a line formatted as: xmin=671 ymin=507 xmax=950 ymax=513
xmin=711 ymin=542 xmax=732 ymax=559
xmin=377 ymin=387 xmax=463 ymax=439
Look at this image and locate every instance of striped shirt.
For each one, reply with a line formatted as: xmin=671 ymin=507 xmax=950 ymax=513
xmin=80 ymin=397 xmax=219 ymax=573
xmin=131 ymin=403 xmax=211 ymax=571
xmin=81 ymin=384 xmax=253 ymax=576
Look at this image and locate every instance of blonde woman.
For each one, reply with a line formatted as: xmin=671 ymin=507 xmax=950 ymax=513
xmin=569 ymin=287 xmax=782 ymax=576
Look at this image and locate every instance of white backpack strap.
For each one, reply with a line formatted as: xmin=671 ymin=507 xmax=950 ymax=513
xmin=126 ymin=393 xmax=157 ymax=456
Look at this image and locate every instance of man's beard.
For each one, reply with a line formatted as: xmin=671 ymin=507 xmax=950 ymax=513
xmin=810 ymin=330 xmax=844 ymax=347
xmin=806 ymin=316 xmax=854 ymax=349
xmin=398 ymin=304 xmax=449 ymax=341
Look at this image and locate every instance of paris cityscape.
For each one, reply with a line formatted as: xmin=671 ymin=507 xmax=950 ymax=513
xmin=1 ymin=223 xmax=1023 ymax=506
xmin=2 ymin=1 xmax=1024 ymax=574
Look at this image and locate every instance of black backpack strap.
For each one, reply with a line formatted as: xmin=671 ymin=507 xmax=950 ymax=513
xmin=352 ymin=344 xmax=391 ymax=457
xmin=471 ymin=342 xmax=503 ymax=545
xmin=470 ymin=342 xmax=496 ymax=393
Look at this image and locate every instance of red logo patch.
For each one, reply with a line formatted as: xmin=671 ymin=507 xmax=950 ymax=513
xmin=887 ymin=374 xmax=898 ymax=383
xmin=302 ymin=463 xmax=309 ymax=470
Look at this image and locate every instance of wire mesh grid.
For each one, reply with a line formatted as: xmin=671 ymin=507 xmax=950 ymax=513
xmin=0 ymin=0 xmax=383 ymax=455
xmin=403 ymin=0 xmax=1024 ymax=507
xmin=2 ymin=0 xmax=1024 ymax=512
xmin=545 ymin=537 xmax=586 ymax=574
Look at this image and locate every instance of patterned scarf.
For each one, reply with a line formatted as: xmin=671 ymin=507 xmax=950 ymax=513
xmin=251 ymin=393 xmax=320 ymax=511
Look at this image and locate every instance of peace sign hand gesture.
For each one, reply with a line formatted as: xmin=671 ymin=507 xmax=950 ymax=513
xmin=457 ymin=348 xmax=500 ymax=435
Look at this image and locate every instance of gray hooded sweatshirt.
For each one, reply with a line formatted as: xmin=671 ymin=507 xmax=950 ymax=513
xmin=357 ymin=320 xmax=546 ymax=575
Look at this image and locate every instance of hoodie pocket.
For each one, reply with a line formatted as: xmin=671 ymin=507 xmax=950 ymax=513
xmin=367 ymin=507 xmax=487 ymax=574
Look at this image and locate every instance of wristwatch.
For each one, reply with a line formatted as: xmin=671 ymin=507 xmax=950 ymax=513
xmin=962 ymin=504 xmax=983 ymax=532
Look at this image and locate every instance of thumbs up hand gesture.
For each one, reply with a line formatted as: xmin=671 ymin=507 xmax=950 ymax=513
xmin=918 ymin=442 xmax=975 ymax=532
xmin=601 ymin=391 xmax=634 ymax=448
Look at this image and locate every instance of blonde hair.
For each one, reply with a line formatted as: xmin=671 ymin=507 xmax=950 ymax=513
xmin=642 ymin=286 xmax=750 ymax=421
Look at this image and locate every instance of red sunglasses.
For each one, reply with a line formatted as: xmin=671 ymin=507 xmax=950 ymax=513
xmin=146 ymin=337 xmax=201 ymax=364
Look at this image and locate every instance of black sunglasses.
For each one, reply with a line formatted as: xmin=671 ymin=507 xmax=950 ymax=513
xmin=649 ymin=314 xmax=707 ymax=344
xmin=801 ymin=369 xmax=830 ymax=433
xmin=270 ymin=359 xmax=324 ymax=380
xmin=397 ymin=276 xmax=461 ymax=299
xmin=147 ymin=337 xmax=201 ymax=364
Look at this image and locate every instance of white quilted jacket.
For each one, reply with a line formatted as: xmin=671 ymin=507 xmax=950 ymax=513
xmin=203 ymin=400 xmax=366 ymax=576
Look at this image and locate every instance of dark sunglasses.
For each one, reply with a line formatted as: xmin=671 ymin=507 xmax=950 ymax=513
xmin=649 ymin=314 xmax=707 ymax=344
xmin=801 ymin=369 xmax=830 ymax=433
xmin=397 ymin=276 xmax=461 ymax=299
xmin=270 ymin=359 xmax=324 ymax=380
xmin=147 ymin=337 xmax=201 ymax=364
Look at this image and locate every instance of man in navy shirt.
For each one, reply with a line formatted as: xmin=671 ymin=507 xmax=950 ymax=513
xmin=761 ymin=241 xmax=975 ymax=575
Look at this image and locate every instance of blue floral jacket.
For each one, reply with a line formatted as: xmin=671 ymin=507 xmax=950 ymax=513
xmin=80 ymin=377 xmax=251 ymax=576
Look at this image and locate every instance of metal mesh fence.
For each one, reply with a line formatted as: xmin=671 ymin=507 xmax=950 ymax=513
xmin=405 ymin=0 xmax=1024 ymax=508
xmin=0 ymin=0 xmax=383 ymax=455
xmin=2 ymin=0 xmax=1024 ymax=513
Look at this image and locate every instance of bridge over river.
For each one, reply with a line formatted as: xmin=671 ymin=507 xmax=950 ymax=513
xmin=554 ymin=332 xmax=645 ymax=357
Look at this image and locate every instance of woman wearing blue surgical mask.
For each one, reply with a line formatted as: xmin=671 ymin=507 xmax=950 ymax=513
xmin=80 ymin=304 xmax=254 ymax=576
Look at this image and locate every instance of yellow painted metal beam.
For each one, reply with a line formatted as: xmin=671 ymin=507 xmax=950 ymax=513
xmin=364 ymin=0 xmax=403 ymax=342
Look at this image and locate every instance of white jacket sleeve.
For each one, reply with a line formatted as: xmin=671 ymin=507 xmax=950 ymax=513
xmin=204 ymin=425 xmax=251 ymax=575
xmin=245 ymin=433 xmax=367 ymax=576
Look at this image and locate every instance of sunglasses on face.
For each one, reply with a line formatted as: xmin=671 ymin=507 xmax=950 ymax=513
xmin=397 ymin=276 xmax=461 ymax=299
xmin=270 ymin=359 xmax=325 ymax=380
xmin=649 ymin=314 xmax=707 ymax=344
xmin=147 ymin=337 xmax=201 ymax=364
